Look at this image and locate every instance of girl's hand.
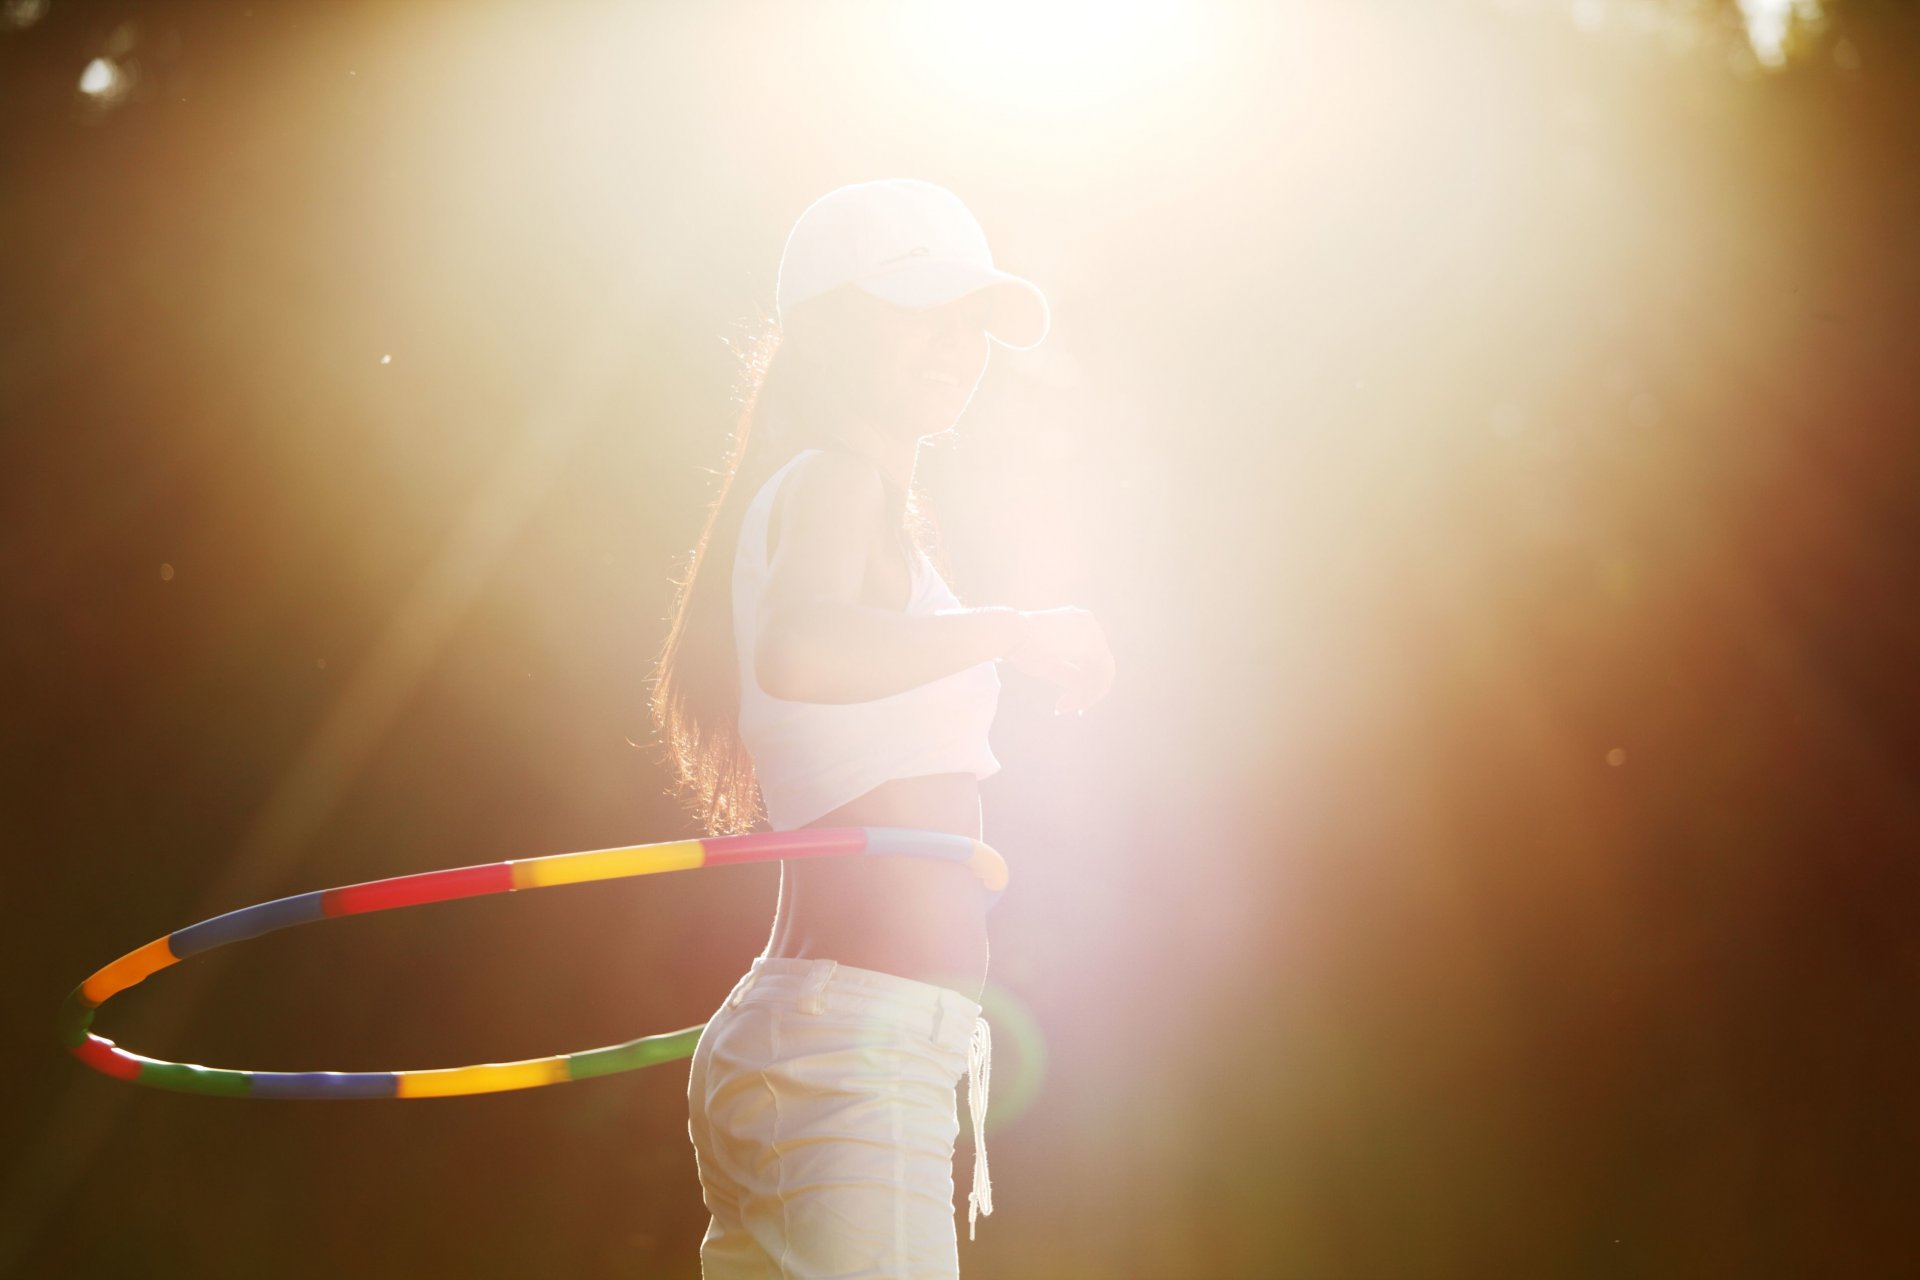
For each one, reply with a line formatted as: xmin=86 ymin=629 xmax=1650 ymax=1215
xmin=1001 ymin=607 xmax=1116 ymax=715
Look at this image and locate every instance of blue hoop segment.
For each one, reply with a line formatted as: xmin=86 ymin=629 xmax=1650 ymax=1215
xmin=59 ymin=826 xmax=1006 ymax=1099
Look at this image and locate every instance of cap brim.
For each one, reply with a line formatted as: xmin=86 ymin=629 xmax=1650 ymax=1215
xmin=854 ymin=262 xmax=1051 ymax=350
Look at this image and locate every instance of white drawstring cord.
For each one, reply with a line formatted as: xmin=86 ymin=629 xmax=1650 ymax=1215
xmin=966 ymin=1014 xmax=993 ymax=1240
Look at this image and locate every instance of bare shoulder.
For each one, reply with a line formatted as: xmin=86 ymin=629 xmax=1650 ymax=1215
xmin=785 ymin=448 xmax=888 ymax=509
xmin=771 ymin=450 xmax=887 ymax=552
xmin=764 ymin=450 xmax=888 ymax=607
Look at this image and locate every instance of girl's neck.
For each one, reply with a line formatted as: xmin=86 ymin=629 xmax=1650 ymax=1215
xmin=822 ymin=418 xmax=918 ymax=494
xmin=761 ymin=399 xmax=919 ymax=493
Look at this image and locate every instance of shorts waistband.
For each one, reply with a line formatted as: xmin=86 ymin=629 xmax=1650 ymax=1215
xmin=718 ymin=955 xmax=996 ymax=1237
xmin=725 ymin=957 xmax=983 ymax=1050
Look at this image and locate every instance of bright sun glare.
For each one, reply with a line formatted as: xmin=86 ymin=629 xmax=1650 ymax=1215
xmin=1738 ymin=0 xmax=1825 ymax=67
xmin=886 ymin=0 xmax=1208 ymax=113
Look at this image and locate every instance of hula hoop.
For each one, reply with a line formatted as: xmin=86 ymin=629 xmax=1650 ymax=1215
xmin=60 ymin=826 xmax=1007 ymax=1100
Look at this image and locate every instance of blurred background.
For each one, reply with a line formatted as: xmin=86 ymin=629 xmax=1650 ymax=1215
xmin=4 ymin=0 xmax=1918 ymax=1275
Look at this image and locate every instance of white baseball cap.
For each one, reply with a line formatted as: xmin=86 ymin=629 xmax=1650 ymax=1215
xmin=775 ymin=178 xmax=1051 ymax=350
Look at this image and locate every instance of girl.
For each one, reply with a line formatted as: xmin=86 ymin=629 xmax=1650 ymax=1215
xmin=649 ymin=178 xmax=1114 ymax=1278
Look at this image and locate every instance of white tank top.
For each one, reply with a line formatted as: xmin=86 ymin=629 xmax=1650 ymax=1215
xmin=732 ymin=448 xmax=1003 ymax=831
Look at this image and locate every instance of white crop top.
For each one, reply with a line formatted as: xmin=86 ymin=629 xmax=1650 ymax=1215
xmin=733 ymin=448 xmax=1003 ymax=831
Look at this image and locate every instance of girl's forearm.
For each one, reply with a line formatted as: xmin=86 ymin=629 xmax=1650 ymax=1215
xmin=757 ymin=602 xmax=1028 ymax=704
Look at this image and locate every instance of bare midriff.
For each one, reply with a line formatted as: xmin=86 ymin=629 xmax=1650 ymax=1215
xmin=763 ymin=775 xmax=990 ymax=1004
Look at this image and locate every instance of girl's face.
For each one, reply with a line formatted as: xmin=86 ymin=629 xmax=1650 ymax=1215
xmin=807 ymin=287 xmax=996 ymax=441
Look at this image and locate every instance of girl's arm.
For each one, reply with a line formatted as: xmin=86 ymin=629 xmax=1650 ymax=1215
xmin=754 ymin=451 xmax=1029 ymax=705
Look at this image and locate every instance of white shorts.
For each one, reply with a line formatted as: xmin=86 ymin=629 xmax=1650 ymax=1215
xmin=686 ymin=957 xmax=994 ymax=1279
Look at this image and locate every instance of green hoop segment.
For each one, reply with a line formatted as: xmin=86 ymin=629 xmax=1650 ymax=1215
xmin=60 ymin=826 xmax=1006 ymax=1100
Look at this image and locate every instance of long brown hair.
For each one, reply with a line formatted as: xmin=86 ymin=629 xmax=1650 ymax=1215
xmin=644 ymin=287 xmax=944 ymax=836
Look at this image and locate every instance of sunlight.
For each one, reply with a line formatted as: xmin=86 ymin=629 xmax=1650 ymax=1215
xmin=1738 ymin=0 xmax=1824 ymax=68
xmin=885 ymin=0 xmax=1209 ymax=114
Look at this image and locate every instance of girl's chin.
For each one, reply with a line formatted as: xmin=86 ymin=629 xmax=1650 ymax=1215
xmin=895 ymin=402 xmax=963 ymax=438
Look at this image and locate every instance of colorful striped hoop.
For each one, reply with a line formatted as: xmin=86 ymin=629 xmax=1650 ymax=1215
xmin=60 ymin=826 xmax=1007 ymax=1100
